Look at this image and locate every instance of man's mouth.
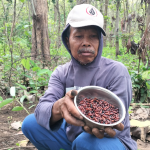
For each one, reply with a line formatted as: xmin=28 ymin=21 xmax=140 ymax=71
xmin=78 ymin=49 xmax=95 ymax=56
xmin=80 ymin=52 xmax=93 ymax=56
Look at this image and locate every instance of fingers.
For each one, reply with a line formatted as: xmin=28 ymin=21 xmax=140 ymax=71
xmin=83 ymin=126 xmax=104 ymax=139
xmin=58 ymin=89 xmax=84 ymax=126
xmin=92 ymin=128 xmax=104 ymax=139
xmin=104 ymin=127 xmax=116 ymax=137
xmin=83 ymin=126 xmax=93 ymax=134
xmin=83 ymin=123 xmax=124 ymax=139
xmin=65 ymin=90 xmax=83 ymax=120
xmin=60 ymin=104 xmax=85 ymax=126
xmin=70 ymin=90 xmax=77 ymax=98
xmin=113 ymin=123 xmax=124 ymax=131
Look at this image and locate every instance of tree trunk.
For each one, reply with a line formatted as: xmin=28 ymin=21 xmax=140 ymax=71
xmin=115 ymin=0 xmax=120 ymax=57
xmin=103 ymin=0 xmax=108 ymax=47
xmin=31 ymin=0 xmax=50 ymax=61
xmin=9 ymin=0 xmax=16 ymax=87
xmin=146 ymin=0 xmax=150 ymax=67
xmin=126 ymin=0 xmax=130 ymax=33
xmin=54 ymin=1 xmax=58 ymax=23
xmin=94 ymin=0 xmax=98 ymax=7
xmin=55 ymin=0 xmax=61 ymax=48
xmin=99 ymin=0 xmax=103 ymax=14
xmin=77 ymin=0 xmax=89 ymax=4
xmin=64 ymin=0 xmax=66 ymax=26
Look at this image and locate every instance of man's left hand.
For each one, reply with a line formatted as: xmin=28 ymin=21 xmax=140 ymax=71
xmin=83 ymin=123 xmax=124 ymax=139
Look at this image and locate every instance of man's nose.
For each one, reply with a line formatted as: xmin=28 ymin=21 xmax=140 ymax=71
xmin=82 ymin=37 xmax=91 ymax=47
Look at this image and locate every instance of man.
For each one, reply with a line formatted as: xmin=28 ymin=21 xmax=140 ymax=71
xmin=22 ymin=4 xmax=137 ymax=150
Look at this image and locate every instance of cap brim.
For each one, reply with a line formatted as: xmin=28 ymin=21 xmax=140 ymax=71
xmin=69 ymin=21 xmax=106 ymax=36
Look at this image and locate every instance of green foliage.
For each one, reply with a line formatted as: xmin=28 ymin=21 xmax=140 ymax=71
xmin=19 ymin=0 xmax=25 ymax=3
xmin=37 ymin=69 xmax=50 ymax=76
xmin=52 ymin=0 xmax=55 ymax=3
xmin=0 ymin=98 xmax=14 ymax=108
xmin=103 ymin=41 xmax=150 ymax=104
xmin=21 ymin=58 xmax=30 ymax=70
xmin=16 ymin=83 xmax=27 ymax=90
xmin=130 ymin=67 xmax=150 ymax=103
xmin=20 ymin=95 xmax=27 ymax=103
xmin=0 ymin=96 xmax=3 ymax=101
xmin=128 ymin=106 xmax=133 ymax=114
xmin=0 ymin=0 xmax=149 ymax=118
xmin=12 ymin=106 xmax=24 ymax=111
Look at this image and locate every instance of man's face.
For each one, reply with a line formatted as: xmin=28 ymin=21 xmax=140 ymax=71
xmin=66 ymin=26 xmax=99 ymax=65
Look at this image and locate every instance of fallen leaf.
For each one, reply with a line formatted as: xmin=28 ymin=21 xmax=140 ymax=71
xmin=15 ymin=131 xmax=23 ymax=135
xmin=130 ymin=120 xmax=150 ymax=127
xmin=18 ymin=139 xmax=29 ymax=147
xmin=11 ymin=121 xmax=22 ymax=130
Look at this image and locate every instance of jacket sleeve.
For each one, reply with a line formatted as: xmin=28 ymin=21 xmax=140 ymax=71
xmin=107 ymin=63 xmax=132 ymax=138
xmin=34 ymin=66 xmax=65 ymax=131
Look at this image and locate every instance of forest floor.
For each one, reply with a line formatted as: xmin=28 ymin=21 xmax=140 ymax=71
xmin=0 ymin=99 xmax=150 ymax=150
xmin=0 ymin=100 xmax=38 ymax=150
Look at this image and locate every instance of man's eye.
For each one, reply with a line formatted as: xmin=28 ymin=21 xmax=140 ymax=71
xmin=91 ymin=35 xmax=97 ymax=38
xmin=76 ymin=36 xmax=82 ymax=38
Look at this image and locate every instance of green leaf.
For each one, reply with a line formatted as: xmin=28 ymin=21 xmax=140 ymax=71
xmin=20 ymin=95 xmax=27 ymax=103
xmin=21 ymin=58 xmax=30 ymax=70
xmin=128 ymin=110 xmax=133 ymax=114
xmin=140 ymin=89 xmax=145 ymax=94
xmin=16 ymin=143 xmax=20 ymax=146
xmin=53 ymin=67 xmax=57 ymax=71
xmin=142 ymin=70 xmax=150 ymax=80
xmin=24 ymin=74 xmax=32 ymax=78
xmin=30 ymin=60 xmax=37 ymax=67
xmin=140 ymin=105 xmax=149 ymax=108
xmin=0 ymin=96 xmax=3 ymax=101
xmin=146 ymin=81 xmax=150 ymax=89
xmin=48 ymin=70 xmax=53 ymax=77
xmin=12 ymin=106 xmax=24 ymax=111
xmin=128 ymin=106 xmax=133 ymax=110
xmin=0 ymin=98 xmax=14 ymax=108
xmin=37 ymin=77 xmax=45 ymax=81
xmin=147 ymin=91 xmax=150 ymax=98
xmin=16 ymin=83 xmax=27 ymax=90
xmin=32 ymin=67 xmax=41 ymax=72
xmin=37 ymin=69 xmax=49 ymax=76
xmin=29 ymin=90 xmax=38 ymax=94
xmin=28 ymin=104 xmax=36 ymax=109
xmin=140 ymin=95 xmax=146 ymax=103
xmin=19 ymin=0 xmax=25 ymax=2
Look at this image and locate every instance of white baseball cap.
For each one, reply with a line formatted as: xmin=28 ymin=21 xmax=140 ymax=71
xmin=66 ymin=4 xmax=106 ymax=36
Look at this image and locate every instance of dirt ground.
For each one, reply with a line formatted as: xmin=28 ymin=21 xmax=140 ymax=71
xmin=0 ymin=100 xmax=150 ymax=150
xmin=0 ymin=100 xmax=38 ymax=150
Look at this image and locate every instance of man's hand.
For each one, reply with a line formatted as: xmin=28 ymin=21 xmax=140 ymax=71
xmin=83 ymin=123 xmax=124 ymax=139
xmin=51 ymin=90 xmax=85 ymax=127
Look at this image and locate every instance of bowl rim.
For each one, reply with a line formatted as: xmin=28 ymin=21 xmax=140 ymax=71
xmin=74 ymin=86 xmax=126 ymax=127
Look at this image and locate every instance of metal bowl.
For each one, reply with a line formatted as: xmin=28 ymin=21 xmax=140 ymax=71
xmin=74 ymin=86 xmax=126 ymax=130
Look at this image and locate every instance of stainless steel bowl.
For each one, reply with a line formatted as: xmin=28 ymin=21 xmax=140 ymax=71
xmin=74 ymin=86 xmax=126 ymax=130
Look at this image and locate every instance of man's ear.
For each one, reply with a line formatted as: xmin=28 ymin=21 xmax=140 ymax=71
xmin=65 ymin=37 xmax=70 ymax=50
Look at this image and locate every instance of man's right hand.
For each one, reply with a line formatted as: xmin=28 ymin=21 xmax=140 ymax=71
xmin=50 ymin=90 xmax=85 ymax=127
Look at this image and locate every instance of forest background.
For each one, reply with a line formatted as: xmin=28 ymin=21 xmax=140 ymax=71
xmin=0 ymin=0 xmax=150 ymax=149
xmin=0 ymin=0 xmax=150 ymax=129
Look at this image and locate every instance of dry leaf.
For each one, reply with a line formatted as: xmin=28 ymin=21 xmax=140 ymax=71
xmin=18 ymin=139 xmax=29 ymax=147
xmin=11 ymin=121 xmax=22 ymax=130
xmin=15 ymin=131 xmax=23 ymax=135
xmin=130 ymin=120 xmax=150 ymax=127
xmin=131 ymin=108 xmax=149 ymax=120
